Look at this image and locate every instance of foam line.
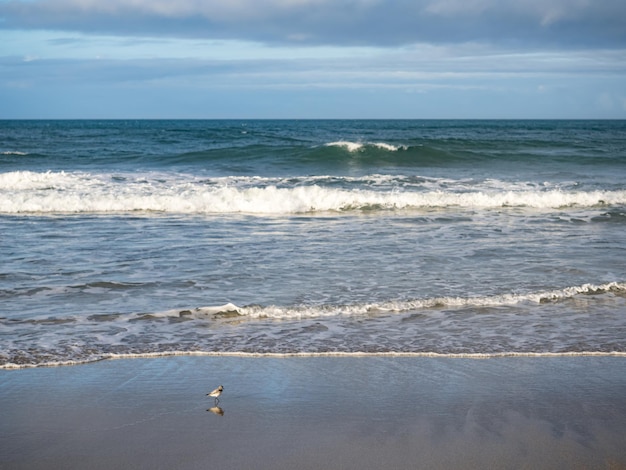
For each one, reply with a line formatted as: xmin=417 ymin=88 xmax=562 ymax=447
xmin=3 ymin=350 xmax=626 ymax=370
xmin=1 ymin=171 xmax=624 ymax=214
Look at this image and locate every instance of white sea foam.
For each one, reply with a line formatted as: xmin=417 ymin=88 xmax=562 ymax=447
xmin=10 ymin=282 xmax=622 ymax=325
xmin=326 ymin=141 xmax=364 ymax=152
xmin=154 ymin=303 xmax=241 ymax=318
xmin=0 ymin=170 xmax=78 ymax=190
xmin=1 ymin=171 xmax=624 ymax=214
xmin=4 ymin=350 xmax=626 ymax=369
xmin=370 ymin=142 xmax=405 ymax=151
xmin=325 ymin=141 xmax=404 ymax=152
xmin=2 ymin=282 xmax=624 ymax=369
xmin=151 ymin=281 xmax=625 ymax=321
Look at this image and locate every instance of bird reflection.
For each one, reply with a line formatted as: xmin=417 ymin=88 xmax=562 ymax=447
xmin=207 ymin=406 xmax=224 ymax=416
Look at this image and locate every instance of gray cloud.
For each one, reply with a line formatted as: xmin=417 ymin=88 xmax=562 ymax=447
xmin=3 ymin=45 xmax=623 ymax=91
xmin=1 ymin=0 xmax=625 ymax=48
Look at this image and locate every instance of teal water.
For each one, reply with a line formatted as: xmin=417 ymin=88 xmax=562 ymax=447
xmin=1 ymin=120 xmax=625 ymax=367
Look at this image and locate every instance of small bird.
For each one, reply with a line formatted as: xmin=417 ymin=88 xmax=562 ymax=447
xmin=207 ymin=385 xmax=223 ymax=404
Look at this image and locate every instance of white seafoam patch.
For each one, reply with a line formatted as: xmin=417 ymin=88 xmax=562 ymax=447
xmin=1 ymin=170 xmax=624 ymax=214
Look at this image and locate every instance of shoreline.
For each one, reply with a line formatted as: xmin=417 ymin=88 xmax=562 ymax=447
xmin=2 ymin=356 xmax=625 ymax=469
xmin=3 ymin=349 xmax=626 ymax=370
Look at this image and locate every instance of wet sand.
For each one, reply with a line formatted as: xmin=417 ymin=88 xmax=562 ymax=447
xmin=1 ymin=356 xmax=625 ymax=469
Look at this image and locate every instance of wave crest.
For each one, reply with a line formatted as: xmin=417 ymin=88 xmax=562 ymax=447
xmin=325 ymin=141 xmax=405 ymax=152
xmin=128 ymin=282 xmax=625 ymax=321
xmin=231 ymin=281 xmax=626 ymax=319
xmin=2 ymin=171 xmax=624 ymax=215
xmin=2 ymin=282 xmax=624 ymax=369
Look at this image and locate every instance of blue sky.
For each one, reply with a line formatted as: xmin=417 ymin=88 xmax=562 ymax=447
xmin=1 ymin=0 xmax=625 ymax=119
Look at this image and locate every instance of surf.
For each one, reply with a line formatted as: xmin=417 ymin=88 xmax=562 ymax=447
xmin=2 ymin=170 xmax=625 ymax=215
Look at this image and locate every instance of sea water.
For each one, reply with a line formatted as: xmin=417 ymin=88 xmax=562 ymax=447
xmin=1 ymin=120 xmax=625 ymax=367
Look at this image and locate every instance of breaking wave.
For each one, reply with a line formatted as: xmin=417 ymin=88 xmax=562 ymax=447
xmin=325 ymin=141 xmax=407 ymax=152
xmin=1 ymin=171 xmax=624 ymax=215
xmin=4 ymin=281 xmax=624 ymax=324
xmin=167 ymin=281 xmax=626 ymax=320
xmin=1 ymin=282 xmax=624 ymax=369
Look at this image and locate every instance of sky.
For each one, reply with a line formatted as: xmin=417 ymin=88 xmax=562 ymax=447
xmin=1 ymin=0 xmax=625 ymax=119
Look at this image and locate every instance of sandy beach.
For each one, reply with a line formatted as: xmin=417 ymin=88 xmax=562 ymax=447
xmin=1 ymin=356 xmax=625 ymax=469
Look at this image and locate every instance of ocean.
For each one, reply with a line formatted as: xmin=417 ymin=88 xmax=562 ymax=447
xmin=1 ymin=119 xmax=625 ymax=368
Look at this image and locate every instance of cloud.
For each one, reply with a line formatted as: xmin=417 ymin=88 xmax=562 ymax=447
xmin=2 ymin=43 xmax=623 ymax=92
xmin=1 ymin=0 xmax=625 ymax=119
xmin=0 ymin=0 xmax=625 ymax=48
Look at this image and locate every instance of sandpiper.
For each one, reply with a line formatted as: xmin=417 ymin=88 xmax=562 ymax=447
xmin=207 ymin=385 xmax=223 ymax=404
